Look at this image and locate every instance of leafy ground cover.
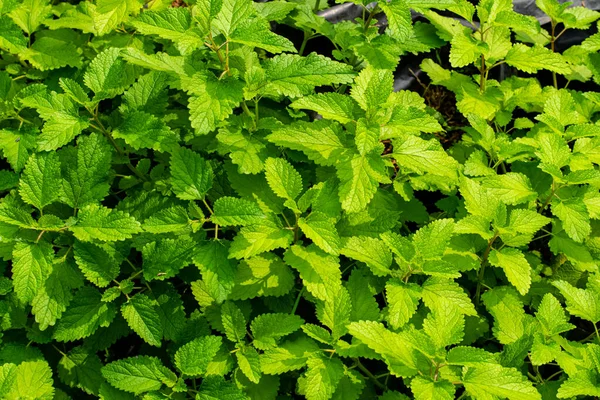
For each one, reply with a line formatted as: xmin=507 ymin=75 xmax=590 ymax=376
xmin=1 ymin=0 xmax=600 ymax=398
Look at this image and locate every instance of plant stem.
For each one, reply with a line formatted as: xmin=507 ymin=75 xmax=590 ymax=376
xmin=88 ymin=108 xmax=148 ymax=182
xmin=479 ymin=54 xmax=486 ymax=93
xmin=299 ymin=31 xmax=311 ymax=55
xmin=291 ymin=287 xmax=305 ymax=314
xmin=355 ymin=359 xmax=387 ymax=390
xmin=594 ymin=323 xmax=600 ymax=343
xmin=475 ymin=233 xmax=498 ymax=306
xmin=202 ymin=198 xmax=214 ymax=215
xmin=550 ymin=21 xmax=558 ymax=88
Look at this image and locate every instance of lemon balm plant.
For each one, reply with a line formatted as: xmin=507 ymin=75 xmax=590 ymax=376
xmin=0 ymin=0 xmax=600 ymax=398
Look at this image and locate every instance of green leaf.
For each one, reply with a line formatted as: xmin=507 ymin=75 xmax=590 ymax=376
xmin=229 ymin=253 xmax=295 ymax=300
xmin=267 ymin=120 xmax=348 ymax=167
xmin=192 ymin=240 xmax=237 ymax=305
xmin=60 ymin=133 xmax=113 ymax=209
xmin=505 ymin=44 xmax=571 ymax=74
xmin=346 ymin=268 xmax=380 ymax=322
xmin=229 ymin=18 xmax=296 ymax=53
xmin=174 ymin=336 xmax=222 ymax=376
xmin=551 ymin=197 xmax=591 ymax=243
xmin=57 ymin=346 xmax=103 ymax=395
xmin=557 ymin=370 xmax=600 ymax=398
xmin=462 ymin=364 xmax=541 ymax=400
xmin=350 ymin=66 xmax=393 ymax=117
xmin=0 ymin=15 xmax=27 ymax=53
xmin=284 ymin=244 xmax=341 ymax=301
xmin=488 ymin=248 xmax=532 ymax=296
xmin=143 ymin=237 xmax=195 ymax=281
xmin=221 ymin=301 xmax=246 ymax=343
xmin=170 ymin=147 xmax=214 ymax=200
xmin=184 ymin=74 xmax=244 ymax=135
xmin=535 ymin=293 xmax=575 ymax=336
xmin=264 ymin=157 xmax=303 ymax=202
xmin=482 ymin=173 xmax=537 ymax=205
xmin=11 ymin=241 xmax=53 ymax=304
xmin=236 ymin=346 xmax=262 ymax=383
xmin=6 ymin=361 xmax=54 ymax=400
xmin=8 ymin=0 xmax=51 ymax=34
xmin=391 ymin=134 xmax=459 ymax=180
xmin=481 ymin=287 xmax=526 ymax=344
xmin=449 ymin=31 xmax=485 ymax=68
xmin=251 ymin=313 xmax=304 ymax=350
xmin=32 ymin=259 xmax=83 ymax=330
xmin=340 ymin=236 xmax=392 ymax=276
xmin=143 ymin=206 xmax=190 ymax=233
xmin=289 ymin=93 xmax=359 ymax=124
xmin=337 ymin=153 xmax=389 ymax=213
xmin=229 ymin=218 xmax=293 ymax=259
xmin=421 ymin=277 xmax=477 ymax=316
xmin=298 ymin=211 xmax=342 ymax=255
xmin=0 ymin=129 xmax=36 ymax=172
xmin=19 ymin=153 xmax=60 ymax=210
xmin=112 ymin=111 xmax=178 ymax=153
xmin=131 ymin=8 xmax=203 ymax=54
xmin=121 ymin=294 xmax=163 ymax=347
xmin=213 ymin=0 xmax=254 ymax=37
xmin=298 ymin=355 xmax=344 ymax=400
xmin=386 ymin=279 xmax=422 ymax=329
xmin=411 ymin=376 xmax=455 ymax=400
xmin=318 ymin=285 xmax=352 ymax=340
xmin=84 ymin=47 xmax=138 ymax=100
xmin=54 ymin=286 xmax=116 ymax=342
xmin=101 ymin=356 xmax=177 ymax=395
xmin=379 ymin=0 xmax=412 ymax=41
xmin=552 ymin=280 xmax=600 ymax=324
xmin=210 ymin=197 xmax=264 ymax=227
xmin=71 ymin=204 xmax=142 ymax=242
xmin=73 ymin=240 xmax=119 ymax=287
xmin=257 ymin=53 xmax=355 ymax=98
xmin=260 ymin=336 xmax=320 ymax=374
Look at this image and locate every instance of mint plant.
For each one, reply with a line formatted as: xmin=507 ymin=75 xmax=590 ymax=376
xmin=0 ymin=0 xmax=600 ymax=398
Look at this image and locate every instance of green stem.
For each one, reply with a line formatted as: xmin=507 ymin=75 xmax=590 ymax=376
xmin=202 ymin=198 xmax=214 ymax=215
xmin=550 ymin=21 xmax=558 ymax=88
xmin=355 ymin=359 xmax=387 ymax=390
xmin=299 ymin=31 xmax=311 ymax=55
xmin=363 ymin=6 xmax=379 ymax=31
xmin=475 ymin=233 xmax=498 ymax=306
xmin=594 ymin=323 xmax=600 ymax=343
xmin=291 ymin=287 xmax=305 ymax=314
xmin=479 ymin=53 xmax=486 ymax=92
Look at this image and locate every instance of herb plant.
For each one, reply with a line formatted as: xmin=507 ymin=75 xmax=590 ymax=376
xmin=0 ymin=0 xmax=600 ymax=398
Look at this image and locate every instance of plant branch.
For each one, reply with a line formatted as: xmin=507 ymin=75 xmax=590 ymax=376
xmin=475 ymin=233 xmax=498 ymax=306
xmin=354 ymin=359 xmax=387 ymax=390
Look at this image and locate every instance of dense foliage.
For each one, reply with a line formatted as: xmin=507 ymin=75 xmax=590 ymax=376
xmin=0 ymin=0 xmax=600 ymax=398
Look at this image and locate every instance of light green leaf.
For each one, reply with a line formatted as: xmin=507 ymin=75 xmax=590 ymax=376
xmin=143 ymin=206 xmax=190 ymax=233
xmin=170 ymin=147 xmax=214 ymax=201
xmin=289 ymin=93 xmax=359 ymax=124
xmin=71 ymin=204 xmax=142 ymax=242
xmin=8 ymin=0 xmax=51 ymax=34
xmin=221 ymin=301 xmax=246 ymax=343
xmin=505 ymin=44 xmax=570 ymax=74
xmin=552 ymin=198 xmax=590 ymax=243
xmin=350 ymin=66 xmax=392 ymax=117
xmin=84 ymin=47 xmax=138 ymax=100
xmin=386 ymin=279 xmax=422 ymax=329
xmin=298 ymin=355 xmax=344 ymax=400
xmin=298 ymin=211 xmax=341 ymax=255
xmin=236 ymin=346 xmax=262 ymax=383
xmin=229 ymin=219 xmax=293 ymax=259
xmin=73 ymin=241 xmax=119 ymax=288
xmin=284 ymin=244 xmax=341 ymax=302
xmin=552 ymin=280 xmax=600 ymax=324
xmin=411 ymin=376 xmax=455 ymax=400
xmin=251 ymin=313 xmax=304 ymax=350
xmin=11 ymin=241 xmax=53 ymax=304
xmin=6 ymin=361 xmax=54 ymax=400
xmin=267 ymin=120 xmax=348 ymax=167
xmin=462 ymin=364 xmax=541 ymax=400
xmin=112 ymin=111 xmax=178 ymax=153
xmin=121 ymin=294 xmax=163 ymax=347
xmin=211 ymin=197 xmax=265 ymax=226
xmin=229 ymin=253 xmax=295 ymax=300
xmin=101 ymin=356 xmax=176 ymax=395
xmin=340 ymin=236 xmax=392 ymax=277
xmin=488 ymin=248 xmax=532 ymax=296
xmin=264 ymin=157 xmax=303 ymax=202
xmin=337 ymin=153 xmax=389 ymax=213
xmin=482 ymin=173 xmax=537 ymax=205
xmin=54 ymin=286 xmax=116 ymax=342
xmin=175 ymin=336 xmax=222 ymax=376
xmin=535 ymin=293 xmax=575 ymax=336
